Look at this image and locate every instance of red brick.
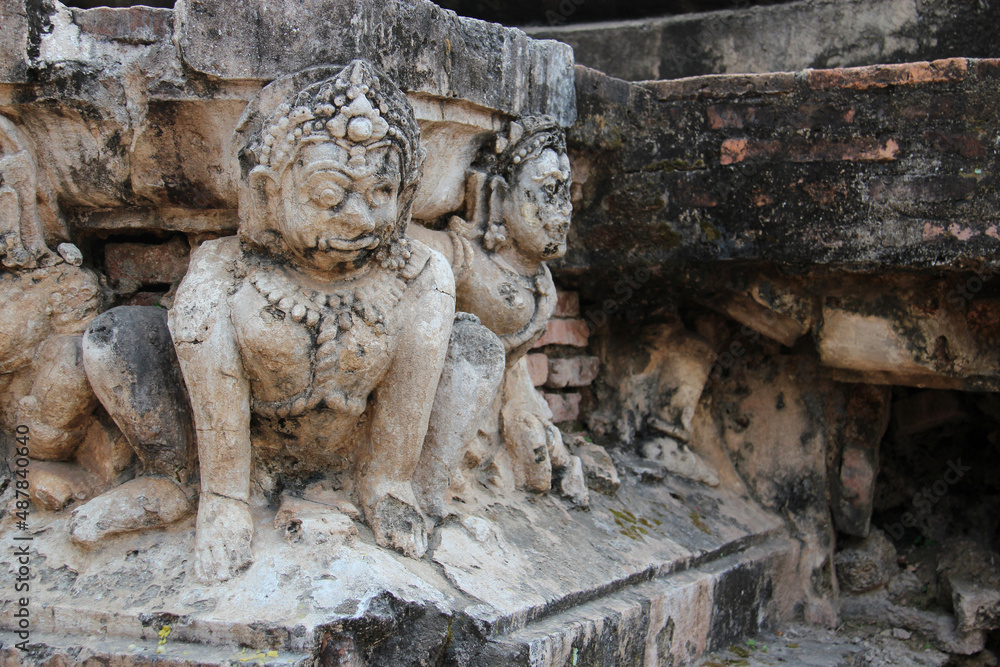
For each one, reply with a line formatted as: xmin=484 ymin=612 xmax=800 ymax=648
xmin=869 ymin=176 xmax=979 ymax=203
xmin=553 ymin=291 xmax=580 ymax=317
xmin=546 ymin=356 xmax=600 ymax=389
xmin=923 ymin=131 xmax=988 ymax=159
xmin=533 ymin=318 xmax=590 ymax=348
xmin=721 ymin=137 xmax=898 ymax=165
xmin=706 ymin=105 xmax=744 ymax=129
xmin=720 ymin=138 xmax=750 ymax=165
xmin=802 ymin=181 xmax=846 ymax=206
xmin=806 ymin=58 xmax=969 ymax=91
xmin=525 ymin=353 xmax=548 ymax=387
xmin=543 ymin=392 xmax=581 ymax=423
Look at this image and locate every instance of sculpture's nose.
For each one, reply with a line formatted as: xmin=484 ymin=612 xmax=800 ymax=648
xmin=336 ymin=192 xmax=376 ymax=235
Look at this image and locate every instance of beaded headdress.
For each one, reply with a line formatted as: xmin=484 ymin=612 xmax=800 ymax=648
xmin=493 ymin=115 xmax=567 ymax=182
xmin=239 ymin=61 xmax=425 ymax=260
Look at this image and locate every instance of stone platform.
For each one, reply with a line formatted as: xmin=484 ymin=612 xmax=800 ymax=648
xmin=0 ymin=468 xmax=794 ymax=666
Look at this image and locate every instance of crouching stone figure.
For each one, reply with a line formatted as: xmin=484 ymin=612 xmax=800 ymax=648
xmin=167 ymin=61 xmax=455 ymax=580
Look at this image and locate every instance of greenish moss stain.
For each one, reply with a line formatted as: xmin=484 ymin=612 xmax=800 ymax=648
xmin=690 ymin=511 xmax=712 ymax=534
xmin=642 ymin=157 xmax=707 ymax=173
xmin=659 ymin=224 xmax=684 ymax=249
xmin=700 ymin=219 xmax=722 ymax=242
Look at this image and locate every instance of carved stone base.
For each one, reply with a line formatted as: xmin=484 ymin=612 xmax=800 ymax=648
xmin=0 ymin=473 xmax=794 ymax=666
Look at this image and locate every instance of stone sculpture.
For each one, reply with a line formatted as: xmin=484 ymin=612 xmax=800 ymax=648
xmin=167 ymin=60 xmax=455 ymax=580
xmin=410 ymin=116 xmax=588 ymax=514
xmin=0 ymin=115 xmax=117 ymax=510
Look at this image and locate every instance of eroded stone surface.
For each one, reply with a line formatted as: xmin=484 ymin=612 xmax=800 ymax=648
xmin=0 ymin=462 xmax=787 ymax=664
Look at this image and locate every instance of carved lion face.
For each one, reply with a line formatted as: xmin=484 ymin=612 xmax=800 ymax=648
xmin=502 ymin=148 xmax=572 ymax=262
xmin=277 ymin=142 xmax=401 ymax=272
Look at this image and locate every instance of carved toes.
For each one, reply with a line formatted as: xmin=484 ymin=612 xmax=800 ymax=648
xmin=193 ymin=494 xmax=254 ymax=583
xmin=368 ymin=493 xmax=428 ymax=559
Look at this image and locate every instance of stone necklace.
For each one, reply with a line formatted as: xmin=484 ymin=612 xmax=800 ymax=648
xmin=243 ymin=245 xmax=426 ymax=419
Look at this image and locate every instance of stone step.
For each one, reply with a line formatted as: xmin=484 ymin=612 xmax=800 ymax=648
xmin=449 ymin=539 xmax=797 ymax=666
xmin=0 ymin=472 xmax=792 ymax=665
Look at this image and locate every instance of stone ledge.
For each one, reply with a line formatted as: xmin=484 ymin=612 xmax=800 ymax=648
xmin=0 ymin=472 xmax=785 ymax=664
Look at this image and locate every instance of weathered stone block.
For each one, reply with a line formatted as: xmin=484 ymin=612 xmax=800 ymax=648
xmin=545 ymin=355 xmax=600 ymax=388
xmin=573 ymin=441 xmax=620 ymax=495
xmin=104 ymin=236 xmax=191 ymax=294
xmin=834 ymin=529 xmax=897 ymax=593
xmin=71 ymin=5 xmax=173 ymax=45
xmin=553 ymin=290 xmax=580 ymax=317
xmin=533 ymin=318 xmax=590 ymax=348
xmin=175 ymin=0 xmax=575 ymax=125
xmin=525 ymin=353 xmax=548 ymax=387
xmin=543 ymin=392 xmax=581 ymax=423
xmin=938 ymin=539 xmax=1000 ymax=633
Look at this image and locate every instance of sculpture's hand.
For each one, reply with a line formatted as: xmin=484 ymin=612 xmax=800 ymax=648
xmin=194 ymin=493 xmax=253 ymax=583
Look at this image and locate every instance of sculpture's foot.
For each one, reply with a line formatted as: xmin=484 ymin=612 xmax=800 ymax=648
xmin=503 ymin=410 xmax=554 ymax=493
xmin=28 ymin=460 xmax=99 ymax=511
xmin=193 ymin=493 xmax=253 ymax=583
xmin=368 ymin=492 xmax=429 ymax=559
xmin=274 ymin=494 xmax=358 ymax=547
xmin=70 ymin=476 xmax=194 ymax=546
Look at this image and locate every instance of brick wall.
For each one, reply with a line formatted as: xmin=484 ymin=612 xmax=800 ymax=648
xmin=560 ymin=58 xmax=1000 ymax=294
xmin=528 ymin=289 xmax=600 ymax=425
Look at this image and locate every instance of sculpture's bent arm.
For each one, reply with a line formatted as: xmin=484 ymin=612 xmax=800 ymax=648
xmin=358 ymin=250 xmax=456 ymax=509
xmin=168 ymin=238 xmax=251 ymax=504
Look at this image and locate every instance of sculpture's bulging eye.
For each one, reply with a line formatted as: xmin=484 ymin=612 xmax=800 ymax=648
xmin=313 ymin=184 xmax=345 ymax=208
xmin=368 ymin=183 xmax=395 ymax=207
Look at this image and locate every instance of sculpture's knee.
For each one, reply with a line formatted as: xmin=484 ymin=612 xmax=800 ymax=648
xmin=83 ymin=306 xmax=195 ymax=481
xmin=447 ymin=312 xmax=506 ymax=387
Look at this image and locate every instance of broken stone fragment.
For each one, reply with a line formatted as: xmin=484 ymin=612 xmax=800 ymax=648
xmin=698 ymin=273 xmax=817 ymax=347
xmin=558 ymin=456 xmax=590 ymax=508
xmin=642 ymin=436 xmax=719 ymax=487
xmin=937 ymin=538 xmax=1000 ymax=633
xmin=834 ymin=528 xmax=897 ymax=593
xmin=571 ymin=440 xmax=620 ymax=496
xmin=82 ymin=306 xmax=195 ymax=482
xmin=274 ymin=495 xmax=358 ymax=546
xmin=841 ymin=588 xmax=987 ymax=655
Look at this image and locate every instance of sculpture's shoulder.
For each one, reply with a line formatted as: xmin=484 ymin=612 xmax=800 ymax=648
xmin=41 ymin=263 xmax=106 ymax=333
xmin=168 ymin=236 xmax=242 ymax=345
xmin=401 ymin=237 xmax=456 ymax=300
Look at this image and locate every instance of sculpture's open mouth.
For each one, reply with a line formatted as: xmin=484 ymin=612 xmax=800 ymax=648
xmin=318 ymin=236 xmax=380 ymax=252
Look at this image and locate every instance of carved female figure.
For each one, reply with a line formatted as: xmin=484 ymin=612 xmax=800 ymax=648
xmin=0 ymin=115 xmax=111 ymax=508
xmin=410 ymin=117 xmax=586 ymax=510
xmin=168 ymin=61 xmax=454 ymax=581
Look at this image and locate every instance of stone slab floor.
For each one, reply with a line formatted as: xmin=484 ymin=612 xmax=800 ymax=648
xmin=695 ymin=621 xmax=998 ymax=667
